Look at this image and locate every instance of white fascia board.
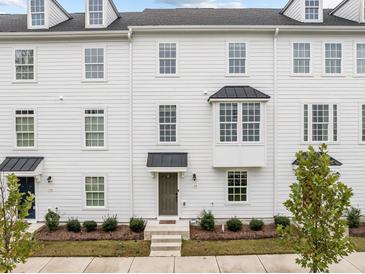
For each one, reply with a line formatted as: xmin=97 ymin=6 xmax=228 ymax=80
xmin=0 ymin=31 xmax=129 ymax=40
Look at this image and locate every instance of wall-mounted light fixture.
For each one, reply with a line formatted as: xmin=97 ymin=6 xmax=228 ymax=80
xmin=47 ymin=176 xmax=53 ymax=184
xmin=193 ymin=173 xmax=197 ymax=182
xmin=193 ymin=173 xmax=198 ymax=188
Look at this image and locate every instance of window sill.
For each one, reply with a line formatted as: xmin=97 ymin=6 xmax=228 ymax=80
xmin=14 ymin=147 xmax=38 ymax=151
xmin=290 ymin=74 xmax=314 ymax=78
xmin=155 ymin=75 xmax=180 ymax=79
xmin=82 ymin=147 xmax=108 ymax=151
xmin=225 ymin=74 xmax=249 ymax=78
xmin=322 ymin=74 xmax=346 ymax=78
xmin=301 ymin=141 xmax=340 ymax=146
xmin=157 ymin=142 xmax=180 ymax=146
xmin=216 ymin=142 xmax=265 ymax=147
xmin=12 ymin=80 xmax=38 ymax=84
xmin=81 ymin=80 xmax=108 ymax=83
xmin=225 ymin=202 xmax=250 ymax=206
xmin=352 ymin=74 xmax=365 ymax=78
xmin=83 ymin=207 xmax=108 ymax=211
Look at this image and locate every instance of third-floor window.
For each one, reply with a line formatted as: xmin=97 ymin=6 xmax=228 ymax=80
xmin=30 ymin=0 xmax=45 ymax=27
xmin=84 ymin=48 xmax=105 ymax=80
xmin=324 ymin=43 xmax=342 ymax=74
xmin=305 ymin=0 xmax=320 ymax=20
xmin=15 ymin=49 xmax=35 ymax=81
xmin=293 ymin=43 xmax=311 ymax=74
xmin=89 ymin=0 xmax=103 ymax=25
xmin=357 ymin=43 xmax=365 ymax=74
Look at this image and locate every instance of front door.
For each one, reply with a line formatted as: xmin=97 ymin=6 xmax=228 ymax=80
xmin=159 ymin=173 xmax=178 ymax=216
xmin=19 ymin=177 xmax=36 ymax=219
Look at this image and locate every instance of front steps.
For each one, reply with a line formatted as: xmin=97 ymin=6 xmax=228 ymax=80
xmin=145 ymin=220 xmax=190 ymax=257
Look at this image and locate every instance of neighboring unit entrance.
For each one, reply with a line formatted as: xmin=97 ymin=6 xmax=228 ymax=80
xmin=19 ymin=177 xmax=36 ymax=219
xmin=159 ymin=173 xmax=178 ymax=216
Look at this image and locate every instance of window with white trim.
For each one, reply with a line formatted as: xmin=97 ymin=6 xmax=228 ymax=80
xmin=84 ymin=109 xmax=105 ymax=148
xmin=159 ymin=43 xmax=177 ymax=75
xmin=85 ymin=176 xmax=105 ymax=207
xmin=227 ymin=171 xmax=247 ymax=202
xmin=15 ymin=49 xmax=35 ymax=81
xmin=15 ymin=110 xmax=35 ymax=148
xmin=325 ymin=43 xmax=342 ymax=74
xmin=84 ymin=48 xmax=104 ymax=80
xmin=303 ymin=104 xmax=338 ymax=142
xmin=305 ymin=0 xmax=320 ymax=20
xmin=159 ymin=105 xmax=177 ymax=143
xmin=362 ymin=105 xmax=365 ymax=142
xmin=357 ymin=44 xmax=365 ymax=74
xmin=293 ymin=43 xmax=310 ymax=74
xmin=30 ymin=0 xmax=45 ymax=27
xmin=88 ymin=0 xmax=103 ymax=25
xmin=220 ymin=103 xmax=238 ymax=142
xmin=242 ymin=103 xmax=261 ymax=142
xmin=228 ymin=43 xmax=246 ymax=74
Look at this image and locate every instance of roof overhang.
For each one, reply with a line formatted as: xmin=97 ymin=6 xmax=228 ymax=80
xmin=0 ymin=157 xmax=45 ymax=176
xmin=292 ymin=153 xmax=343 ymax=167
xmin=147 ymin=153 xmax=188 ymax=173
xmin=208 ymin=86 xmax=271 ymax=102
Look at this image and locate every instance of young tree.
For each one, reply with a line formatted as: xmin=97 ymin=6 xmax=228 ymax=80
xmin=278 ymin=144 xmax=354 ymax=273
xmin=0 ymin=173 xmax=37 ymax=273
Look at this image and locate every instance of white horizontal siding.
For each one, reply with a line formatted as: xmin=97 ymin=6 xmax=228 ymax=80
xmin=333 ymin=0 xmax=360 ymax=23
xmin=284 ymin=0 xmax=304 ymax=22
xmin=48 ymin=0 xmax=69 ymax=28
xmin=105 ymin=0 xmax=118 ymax=27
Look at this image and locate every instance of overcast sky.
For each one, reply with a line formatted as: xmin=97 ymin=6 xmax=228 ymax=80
xmin=0 ymin=0 xmax=343 ymax=14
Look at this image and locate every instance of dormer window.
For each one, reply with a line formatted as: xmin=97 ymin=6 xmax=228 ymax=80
xmin=30 ymin=0 xmax=45 ymax=27
xmin=305 ymin=0 xmax=320 ymax=20
xmin=89 ymin=0 xmax=104 ymax=25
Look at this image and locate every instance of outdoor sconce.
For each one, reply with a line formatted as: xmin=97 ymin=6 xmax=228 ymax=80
xmin=193 ymin=173 xmax=197 ymax=182
xmin=47 ymin=176 xmax=53 ymax=184
xmin=193 ymin=173 xmax=198 ymax=188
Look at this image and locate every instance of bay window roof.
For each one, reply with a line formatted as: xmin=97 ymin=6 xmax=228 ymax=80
xmin=208 ymin=86 xmax=270 ymax=102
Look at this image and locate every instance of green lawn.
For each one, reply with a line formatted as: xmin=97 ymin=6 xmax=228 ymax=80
xmin=34 ymin=240 xmax=150 ymax=257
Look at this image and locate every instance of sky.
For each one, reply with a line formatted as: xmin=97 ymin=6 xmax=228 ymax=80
xmin=0 ymin=0 xmax=343 ymax=14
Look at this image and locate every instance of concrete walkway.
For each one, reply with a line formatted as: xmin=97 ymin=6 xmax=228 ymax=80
xmin=14 ymin=253 xmax=365 ymax=273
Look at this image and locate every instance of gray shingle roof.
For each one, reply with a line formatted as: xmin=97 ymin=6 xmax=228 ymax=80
xmin=0 ymin=157 xmax=44 ymax=172
xmin=1 ymin=8 xmax=364 ymax=33
xmin=209 ymin=86 xmax=270 ymax=101
xmin=147 ymin=153 xmax=188 ymax=168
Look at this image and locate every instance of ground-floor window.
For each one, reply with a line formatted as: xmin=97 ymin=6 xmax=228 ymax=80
xmin=227 ymin=171 xmax=247 ymax=202
xmin=85 ymin=176 xmax=105 ymax=207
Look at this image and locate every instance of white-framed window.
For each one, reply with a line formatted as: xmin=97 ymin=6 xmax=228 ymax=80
xmin=85 ymin=176 xmax=105 ymax=207
xmin=362 ymin=104 xmax=365 ymax=142
xmin=356 ymin=43 xmax=365 ymax=74
xmin=227 ymin=171 xmax=248 ymax=203
xmin=15 ymin=109 xmax=35 ymax=148
xmin=15 ymin=49 xmax=35 ymax=81
xmin=303 ymin=104 xmax=338 ymax=143
xmin=305 ymin=0 xmax=320 ymax=20
xmin=88 ymin=0 xmax=103 ymax=25
xmin=159 ymin=105 xmax=177 ymax=143
xmin=242 ymin=103 xmax=261 ymax=142
xmin=84 ymin=48 xmax=105 ymax=80
xmin=228 ymin=42 xmax=246 ymax=74
xmin=293 ymin=43 xmax=310 ymax=74
xmin=30 ymin=0 xmax=45 ymax=27
xmin=220 ymin=103 xmax=238 ymax=142
xmin=84 ymin=109 xmax=106 ymax=148
xmin=159 ymin=43 xmax=177 ymax=75
xmin=324 ymin=43 xmax=342 ymax=74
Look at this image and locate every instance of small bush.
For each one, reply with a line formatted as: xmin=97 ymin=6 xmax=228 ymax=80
xmin=129 ymin=217 xmax=145 ymax=233
xmin=250 ymin=219 xmax=264 ymax=231
xmin=347 ymin=207 xmax=361 ymax=228
xmin=274 ymin=216 xmax=291 ymax=228
xmin=226 ymin=217 xmax=243 ymax=232
xmin=198 ymin=210 xmax=215 ymax=231
xmin=83 ymin=220 xmax=97 ymax=232
xmin=102 ymin=216 xmax=118 ymax=232
xmin=66 ymin=218 xmax=81 ymax=233
xmin=45 ymin=210 xmax=60 ymax=232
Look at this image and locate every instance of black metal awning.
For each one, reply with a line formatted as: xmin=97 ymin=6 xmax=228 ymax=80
xmin=147 ymin=153 xmax=188 ymax=168
xmin=292 ymin=153 xmax=342 ymax=167
xmin=208 ymin=86 xmax=271 ymax=102
xmin=0 ymin=157 xmax=44 ymax=172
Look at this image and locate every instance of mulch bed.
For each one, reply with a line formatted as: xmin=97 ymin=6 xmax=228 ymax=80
xmin=36 ymin=225 xmax=144 ymax=241
xmin=190 ymin=224 xmax=276 ymax=240
xmin=350 ymin=224 xmax=365 ymax=237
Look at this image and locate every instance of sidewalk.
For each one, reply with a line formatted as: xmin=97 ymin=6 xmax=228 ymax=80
xmin=14 ymin=253 xmax=365 ymax=273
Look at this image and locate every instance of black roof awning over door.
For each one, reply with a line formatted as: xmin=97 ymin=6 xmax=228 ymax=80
xmin=147 ymin=153 xmax=188 ymax=172
xmin=0 ymin=157 xmax=44 ymax=172
xmin=292 ymin=153 xmax=342 ymax=167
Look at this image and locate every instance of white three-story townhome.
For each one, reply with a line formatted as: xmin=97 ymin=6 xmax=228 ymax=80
xmin=0 ymin=0 xmax=365 ymax=223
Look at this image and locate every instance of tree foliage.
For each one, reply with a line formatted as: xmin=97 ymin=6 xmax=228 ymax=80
xmin=277 ymin=144 xmax=354 ymax=273
xmin=0 ymin=174 xmax=37 ymax=273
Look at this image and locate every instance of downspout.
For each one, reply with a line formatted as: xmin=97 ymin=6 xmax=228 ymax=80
xmin=128 ymin=28 xmax=134 ymax=217
xmin=273 ymin=27 xmax=279 ymax=217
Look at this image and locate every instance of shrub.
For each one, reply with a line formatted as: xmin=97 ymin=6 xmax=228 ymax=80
xmin=102 ymin=216 xmax=118 ymax=232
xmin=66 ymin=218 xmax=81 ymax=233
xmin=274 ymin=216 xmax=291 ymax=228
xmin=45 ymin=209 xmax=60 ymax=232
xmin=250 ymin=219 xmax=264 ymax=231
xmin=226 ymin=217 xmax=243 ymax=232
xmin=347 ymin=207 xmax=361 ymax=229
xmin=198 ymin=210 xmax=215 ymax=231
xmin=129 ymin=217 xmax=145 ymax=233
xmin=83 ymin=220 xmax=97 ymax=232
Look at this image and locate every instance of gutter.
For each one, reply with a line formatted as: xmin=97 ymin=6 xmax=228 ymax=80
xmin=0 ymin=30 xmax=129 ymax=39
xmin=128 ymin=28 xmax=134 ymax=217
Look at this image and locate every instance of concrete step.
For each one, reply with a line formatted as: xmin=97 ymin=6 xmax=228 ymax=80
xmin=149 ymin=250 xmax=181 ymax=257
xmin=151 ymin=242 xmax=181 ymax=252
xmin=151 ymin=234 xmax=182 ymax=243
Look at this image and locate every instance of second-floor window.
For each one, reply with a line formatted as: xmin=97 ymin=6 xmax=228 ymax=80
xmin=305 ymin=0 xmax=320 ymax=20
xmin=159 ymin=43 xmax=177 ymax=75
xmin=357 ymin=43 xmax=365 ymax=74
xmin=84 ymin=48 xmax=105 ymax=80
xmin=89 ymin=0 xmax=103 ymax=25
xmin=15 ymin=49 xmax=35 ymax=81
xmin=325 ymin=43 xmax=342 ymax=74
xmin=220 ymin=103 xmax=238 ymax=142
xmin=303 ymin=104 xmax=338 ymax=143
xmin=293 ymin=43 xmax=310 ymax=74
xmin=228 ymin=42 xmax=246 ymax=74
xmin=84 ymin=109 xmax=105 ymax=148
xmin=30 ymin=0 xmax=45 ymax=27
xmin=15 ymin=110 xmax=35 ymax=148
xmin=242 ymin=103 xmax=261 ymax=142
xmin=159 ymin=105 xmax=177 ymax=143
